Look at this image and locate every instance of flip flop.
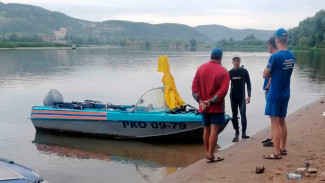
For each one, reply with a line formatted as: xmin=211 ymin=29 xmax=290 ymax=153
xmin=207 ymin=156 xmax=224 ymax=163
xmin=264 ymin=152 xmax=282 ymax=160
xmin=206 ymin=155 xmax=215 ymax=163
xmin=215 ymin=157 xmax=224 ymax=162
xmin=280 ymin=149 xmax=287 ymax=155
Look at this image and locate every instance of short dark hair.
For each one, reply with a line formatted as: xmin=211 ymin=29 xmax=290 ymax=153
xmin=211 ymin=54 xmax=222 ymax=60
xmin=268 ymin=36 xmax=276 ymax=49
xmin=278 ymin=37 xmax=287 ymax=44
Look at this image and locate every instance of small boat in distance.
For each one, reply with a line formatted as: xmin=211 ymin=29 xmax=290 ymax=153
xmin=71 ymin=44 xmax=76 ymax=49
xmin=0 ymin=157 xmax=47 ymax=183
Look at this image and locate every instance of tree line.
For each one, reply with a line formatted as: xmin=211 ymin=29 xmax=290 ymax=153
xmin=288 ymin=10 xmax=325 ymax=48
xmin=1 ymin=9 xmax=324 ymax=49
xmin=0 ymin=33 xmax=266 ymax=49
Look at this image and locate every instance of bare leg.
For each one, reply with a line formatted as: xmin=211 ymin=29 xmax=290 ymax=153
xmin=271 ymin=116 xmax=281 ymax=154
xmin=279 ymin=117 xmax=287 ymax=150
xmin=269 ymin=116 xmax=273 ymax=140
xmin=207 ymin=124 xmax=219 ymax=158
xmin=203 ymin=126 xmax=211 ymax=157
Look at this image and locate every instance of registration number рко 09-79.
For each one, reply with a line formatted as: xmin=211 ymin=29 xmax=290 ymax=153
xmin=122 ymin=121 xmax=186 ymax=129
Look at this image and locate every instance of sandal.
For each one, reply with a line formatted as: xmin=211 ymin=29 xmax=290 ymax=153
xmin=264 ymin=152 xmax=282 ymax=160
xmin=280 ymin=149 xmax=287 ymax=155
xmin=215 ymin=157 xmax=225 ymax=162
xmin=207 ymin=155 xmax=224 ymax=163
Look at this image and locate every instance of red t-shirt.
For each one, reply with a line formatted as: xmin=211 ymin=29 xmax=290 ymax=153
xmin=192 ymin=60 xmax=230 ymax=113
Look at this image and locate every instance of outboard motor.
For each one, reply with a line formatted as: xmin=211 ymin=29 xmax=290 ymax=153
xmin=43 ymin=89 xmax=63 ymax=106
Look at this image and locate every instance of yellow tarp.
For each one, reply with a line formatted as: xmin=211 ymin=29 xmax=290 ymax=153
xmin=157 ymin=55 xmax=185 ymax=109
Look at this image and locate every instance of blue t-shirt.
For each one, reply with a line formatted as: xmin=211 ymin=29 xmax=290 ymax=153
xmin=266 ymin=50 xmax=295 ymax=102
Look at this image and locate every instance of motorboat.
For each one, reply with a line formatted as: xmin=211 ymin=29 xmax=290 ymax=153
xmin=30 ymin=56 xmax=230 ymax=141
xmin=31 ymin=88 xmax=230 ymax=141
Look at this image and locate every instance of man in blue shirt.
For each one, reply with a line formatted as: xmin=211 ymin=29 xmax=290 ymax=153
xmin=262 ymin=36 xmax=278 ymax=147
xmin=263 ymin=28 xmax=295 ymax=159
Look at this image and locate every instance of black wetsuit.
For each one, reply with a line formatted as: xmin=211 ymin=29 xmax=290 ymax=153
xmin=229 ymin=66 xmax=251 ymax=135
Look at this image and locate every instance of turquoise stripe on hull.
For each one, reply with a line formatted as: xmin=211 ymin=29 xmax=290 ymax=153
xmin=31 ymin=106 xmax=202 ymax=122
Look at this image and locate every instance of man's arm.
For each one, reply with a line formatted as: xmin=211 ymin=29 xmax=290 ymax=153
xmin=245 ymin=70 xmax=251 ymax=104
xmin=245 ymin=70 xmax=251 ymax=97
xmin=264 ymin=54 xmax=274 ymax=79
xmin=266 ymin=78 xmax=271 ymax=90
xmin=192 ymin=92 xmax=200 ymax=103
xmin=263 ymin=68 xmax=271 ymax=79
xmin=191 ymin=70 xmax=200 ymax=103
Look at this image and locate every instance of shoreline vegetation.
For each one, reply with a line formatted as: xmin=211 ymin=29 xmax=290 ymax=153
xmin=1 ymin=41 xmax=324 ymax=52
xmin=0 ymin=41 xmax=70 ymax=48
xmin=160 ymin=98 xmax=325 ymax=183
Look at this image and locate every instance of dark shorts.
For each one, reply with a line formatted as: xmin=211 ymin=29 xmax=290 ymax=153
xmin=201 ymin=113 xmax=226 ymax=126
xmin=265 ymin=99 xmax=289 ymax=118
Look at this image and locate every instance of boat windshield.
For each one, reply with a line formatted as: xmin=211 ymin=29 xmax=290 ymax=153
xmin=132 ymin=87 xmax=168 ymax=112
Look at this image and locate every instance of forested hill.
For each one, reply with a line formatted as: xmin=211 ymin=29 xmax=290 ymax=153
xmin=194 ymin=25 xmax=274 ymax=41
xmin=0 ymin=3 xmax=92 ymax=36
xmin=96 ymin=21 xmax=208 ymax=41
xmin=0 ymin=3 xmax=279 ymax=44
xmin=288 ymin=10 xmax=325 ymax=48
xmin=0 ymin=3 xmax=207 ymax=43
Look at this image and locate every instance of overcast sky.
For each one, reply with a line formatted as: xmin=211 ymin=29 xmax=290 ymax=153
xmin=2 ymin=0 xmax=325 ymax=30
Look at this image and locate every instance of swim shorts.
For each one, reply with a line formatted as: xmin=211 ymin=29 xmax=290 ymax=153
xmin=201 ymin=113 xmax=226 ymax=126
xmin=265 ymin=99 xmax=289 ymax=118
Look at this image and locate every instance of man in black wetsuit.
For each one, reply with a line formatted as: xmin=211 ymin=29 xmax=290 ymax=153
xmin=229 ymin=55 xmax=251 ymax=139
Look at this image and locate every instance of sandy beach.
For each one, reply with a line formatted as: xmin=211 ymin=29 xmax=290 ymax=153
xmin=160 ymin=98 xmax=325 ymax=183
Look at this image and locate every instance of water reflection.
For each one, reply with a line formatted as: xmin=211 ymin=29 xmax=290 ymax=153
xmin=294 ymin=50 xmax=325 ymax=82
xmin=33 ymin=131 xmax=204 ymax=168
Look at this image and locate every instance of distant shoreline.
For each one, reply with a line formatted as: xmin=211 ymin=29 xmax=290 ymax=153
xmin=0 ymin=42 xmax=324 ymax=52
xmin=0 ymin=44 xmax=121 ymax=50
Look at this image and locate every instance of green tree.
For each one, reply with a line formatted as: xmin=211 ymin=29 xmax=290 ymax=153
xmin=145 ymin=41 xmax=151 ymax=49
xmin=308 ymin=35 xmax=316 ymax=47
xmin=190 ymin=39 xmax=197 ymax=48
xmin=119 ymin=37 xmax=128 ymax=47
xmin=298 ymin=37 xmax=308 ymax=46
xmin=9 ymin=34 xmax=19 ymax=42
xmin=228 ymin=37 xmax=235 ymax=45
xmin=175 ymin=41 xmax=182 ymax=48
xmin=217 ymin=39 xmax=228 ymax=46
xmin=288 ymin=10 xmax=325 ymax=47
xmin=242 ymin=34 xmax=260 ymax=45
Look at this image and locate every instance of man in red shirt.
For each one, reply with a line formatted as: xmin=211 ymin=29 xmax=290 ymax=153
xmin=192 ymin=47 xmax=230 ymax=163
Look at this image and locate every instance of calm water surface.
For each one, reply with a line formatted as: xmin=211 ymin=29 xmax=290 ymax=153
xmin=0 ymin=47 xmax=325 ymax=183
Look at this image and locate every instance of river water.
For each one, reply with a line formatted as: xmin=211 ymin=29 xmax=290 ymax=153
xmin=0 ymin=47 xmax=324 ymax=183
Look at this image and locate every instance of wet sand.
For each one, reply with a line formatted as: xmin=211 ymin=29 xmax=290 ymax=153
xmin=160 ymin=98 xmax=325 ymax=183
